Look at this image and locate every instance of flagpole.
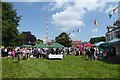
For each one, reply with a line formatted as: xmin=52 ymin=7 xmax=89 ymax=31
xmin=46 ymin=8 xmax=48 ymax=45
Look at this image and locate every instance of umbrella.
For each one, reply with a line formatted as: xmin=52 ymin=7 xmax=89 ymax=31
xmin=77 ymin=44 xmax=83 ymax=48
xmin=32 ymin=43 xmax=47 ymax=48
xmin=85 ymin=43 xmax=92 ymax=47
xmin=48 ymin=43 xmax=64 ymax=48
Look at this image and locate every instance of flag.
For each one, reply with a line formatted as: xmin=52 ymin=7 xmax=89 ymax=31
xmin=77 ymin=29 xmax=80 ymax=32
xmin=94 ymin=19 xmax=98 ymax=26
xmin=109 ymin=12 xmax=112 ymax=18
xmin=113 ymin=7 xmax=118 ymax=14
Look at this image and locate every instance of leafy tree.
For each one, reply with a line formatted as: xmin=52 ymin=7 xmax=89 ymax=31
xmin=21 ymin=31 xmax=36 ymax=45
xmin=2 ymin=2 xmax=21 ymax=46
xmin=35 ymin=39 xmax=43 ymax=44
xmin=55 ymin=32 xmax=72 ymax=47
xmin=89 ymin=36 xmax=106 ymax=44
xmin=16 ymin=34 xmax=25 ymax=46
xmin=0 ymin=1 xmax=2 ymax=46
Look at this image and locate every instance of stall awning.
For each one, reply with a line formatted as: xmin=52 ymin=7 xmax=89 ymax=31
xmin=109 ymin=38 xmax=120 ymax=44
xmin=32 ymin=43 xmax=47 ymax=48
xmin=48 ymin=43 xmax=64 ymax=48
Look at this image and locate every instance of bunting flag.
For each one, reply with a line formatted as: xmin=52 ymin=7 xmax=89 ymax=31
xmin=113 ymin=7 xmax=118 ymax=14
xmin=109 ymin=12 xmax=112 ymax=19
xmin=77 ymin=29 xmax=80 ymax=32
xmin=94 ymin=19 xmax=98 ymax=26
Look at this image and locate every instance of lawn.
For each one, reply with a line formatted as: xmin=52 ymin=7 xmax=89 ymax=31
xmin=2 ymin=55 xmax=119 ymax=78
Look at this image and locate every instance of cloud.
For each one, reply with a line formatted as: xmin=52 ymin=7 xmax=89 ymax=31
xmin=105 ymin=4 xmax=118 ymax=14
xmin=69 ymin=33 xmax=78 ymax=40
xmin=105 ymin=5 xmax=115 ymax=13
xmin=50 ymin=1 xmax=69 ymax=11
xmin=3 ymin=0 xmax=119 ymax=2
xmin=41 ymin=39 xmax=46 ymax=44
xmin=92 ymin=28 xmax=98 ymax=32
xmin=50 ymin=0 xmax=108 ymax=31
xmin=92 ymin=35 xmax=96 ymax=37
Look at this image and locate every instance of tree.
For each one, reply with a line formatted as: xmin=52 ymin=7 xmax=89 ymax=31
xmin=2 ymin=2 xmax=21 ymax=46
xmin=89 ymin=36 xmax=106 ymax=44
xmin=21 ymin=31 xmax=36 ymax=45
xmin=55 ymin=32 xmax=72 ymax=47
xmin=35 ymin=39 xmax=43 ymax=44
xmin=16 ymin=34 xmax=25 ymax=46
xmin=0 ymin=1 xmax=2 ymax=46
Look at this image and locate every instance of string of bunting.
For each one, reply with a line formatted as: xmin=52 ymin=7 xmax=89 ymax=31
xmin=68 ymin=6 xmax=118 ymax=36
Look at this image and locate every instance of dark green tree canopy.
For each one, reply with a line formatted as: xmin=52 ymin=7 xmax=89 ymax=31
xmin=55 ymin=32 xmax=72 ymax=47
xmin=89 ymin=36 xmax=106 ymax=44
xmin=21 ymin=31 xmax=36 ymax=45
xmin=35 ymin=39 xmax=43 ymax=44
xmin=2 ymin=2 xmax=21 ymax=46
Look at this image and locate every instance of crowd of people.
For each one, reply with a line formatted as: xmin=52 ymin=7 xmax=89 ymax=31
xmin=1 ymin=45 xmax=116 ymax=63
xmin=1 ymin=47 xmax=66 ymax=63
xmin=84 ymin=46 xmax=116 ymax=60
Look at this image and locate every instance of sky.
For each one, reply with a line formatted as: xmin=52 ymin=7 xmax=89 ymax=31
xmin=3 ymin=0 xmax=120 ymax=43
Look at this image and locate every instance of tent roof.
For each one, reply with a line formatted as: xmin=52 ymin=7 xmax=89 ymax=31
xmin=48 ymin=43 xmax=64 ymax=48
xmin=85 ymin=43 xmax=92 ymax=47
xmin=94 ymin=42 xmax=105 ymax=46
xmin=32 ymin=43 xmax=47 ymax=48
xmin=109 ymin=38 xmax=120 ymax=43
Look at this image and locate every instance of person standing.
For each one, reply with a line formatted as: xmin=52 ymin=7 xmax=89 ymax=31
xmin=94 ymin=47 xmax=99 ymax=60
xmin=17 ymin=49 xmax=21 ymax=63
xmin=8 ymin=50 xmax=12 ymax=61
xmin=4 ymin=48 xmax=8 ymax=56
xmin=90 ymin=47 xmax=95 ymax=60
xmin=26 ymin=49 xmax=30 ymax=60
xmin=11 ymin=49 xmax=15 ymax=60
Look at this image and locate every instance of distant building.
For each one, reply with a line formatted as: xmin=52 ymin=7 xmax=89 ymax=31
xmin=106 ymin=25 xmax=120 ymax=42
xmin=105 ymin=1 xmax=120 ymax=55
xmin=72 ymin=41 xmax=81 ymax=47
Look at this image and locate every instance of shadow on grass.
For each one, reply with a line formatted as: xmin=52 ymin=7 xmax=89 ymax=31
xmin=100 ymin=55 xmax=120 ymax=64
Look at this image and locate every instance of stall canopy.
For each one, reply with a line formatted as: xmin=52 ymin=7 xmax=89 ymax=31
xmin=109 ymin=38 xmax=120 ymax=44
xmin=85 ymin=43 xmax=92 ymax=47
xmin=48 ymin=43 xmax=65 ymax=48
xmin=32 ymin=43 xmax=47 ymax=48
xmin=100 ymin=42 xmax=109 ymax=47
xmin=93 ymin=42 xmax=105 ymax=46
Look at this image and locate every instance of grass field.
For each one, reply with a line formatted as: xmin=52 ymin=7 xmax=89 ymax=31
xmin=2 ymin=55 xmax=119 ymax=78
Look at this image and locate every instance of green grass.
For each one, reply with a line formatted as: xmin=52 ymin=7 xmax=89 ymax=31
xmin=2 ymin=55 xmax=119 ymax=78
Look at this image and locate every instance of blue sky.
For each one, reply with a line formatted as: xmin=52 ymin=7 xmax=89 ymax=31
xmin=4 ymin=1 xmax=119 ymax=43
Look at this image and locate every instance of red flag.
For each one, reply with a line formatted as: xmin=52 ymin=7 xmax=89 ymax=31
xmin=113 ymin=7 xmax=118 ymax=14
xmin=94 ymin=19 xmax=98 ymax=26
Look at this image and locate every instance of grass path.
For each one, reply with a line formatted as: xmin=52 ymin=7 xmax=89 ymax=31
xmin=2 ymin=55 xmax=119 ymax=78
